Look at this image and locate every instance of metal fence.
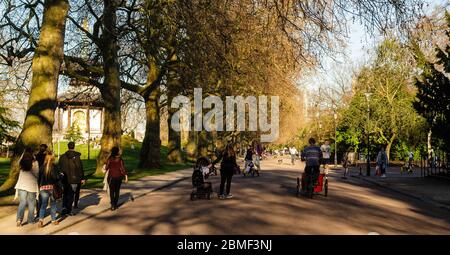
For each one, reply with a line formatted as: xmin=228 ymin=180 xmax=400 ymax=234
xmin=420 ymin=153 xmax=450 ymax=178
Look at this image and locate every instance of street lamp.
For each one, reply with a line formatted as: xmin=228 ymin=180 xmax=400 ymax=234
xmin=334 ymin=112 xmax=338 ymax=166
xmin=364 ymin=92 xmax=372 ymax=176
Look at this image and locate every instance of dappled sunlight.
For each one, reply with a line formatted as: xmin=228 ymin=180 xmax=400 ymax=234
xmin=54 ymin=161 xmax=450 ymax=235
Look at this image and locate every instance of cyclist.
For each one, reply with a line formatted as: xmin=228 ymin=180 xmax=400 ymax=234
xmin=301 ymin=138 xmax=323 ymax=188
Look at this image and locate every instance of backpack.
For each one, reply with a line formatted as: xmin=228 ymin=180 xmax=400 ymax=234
xmin=192 ymin=169 xmax=204 ymax=187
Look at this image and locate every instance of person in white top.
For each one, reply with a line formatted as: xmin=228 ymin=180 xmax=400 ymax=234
xmin=320 ymin=140 xmax=331 ymax=167
xmin=289 ymin=147 xmax=298 ymax=165
xmin=14 ymin=148 xmax=39 ymax=227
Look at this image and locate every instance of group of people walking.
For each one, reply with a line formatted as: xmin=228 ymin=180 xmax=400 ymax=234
xmin=14 ymin=142 xmax=128 ymax=228
xmin=211 ymin=141 xmax=263 ymax=199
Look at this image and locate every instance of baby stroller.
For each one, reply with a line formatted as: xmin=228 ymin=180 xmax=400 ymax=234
xmin=190 ymin=157 xmax=214 ymax=201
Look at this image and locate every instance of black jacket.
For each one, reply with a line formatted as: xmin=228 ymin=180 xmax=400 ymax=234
xmin=38 ymin=164 xmax=61 ymax=187
xmin=245 ymin=149 xmax=253 ymax=161
xmin=220 ymin=153 xmax=238 ymax=174
xmin=58 ymin=150 xmax=84 ymax=184
xmin=35 ymin=152 xmax=46 ymax=169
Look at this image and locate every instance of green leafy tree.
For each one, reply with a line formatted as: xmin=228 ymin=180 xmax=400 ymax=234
xmin=413 ymin=12 xmax=450 ymax=152
xmin=339 ymin=39 xmax=427 ymax=159
xmin=0 ymin=105 xmax=19 ymax=142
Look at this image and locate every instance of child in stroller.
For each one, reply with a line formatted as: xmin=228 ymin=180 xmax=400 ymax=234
xmin=190 ymin=157 xmax=214 ymax=200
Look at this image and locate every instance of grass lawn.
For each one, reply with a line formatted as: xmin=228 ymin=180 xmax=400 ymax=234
xmin=0 ymin=137 xmax=191 ymax=204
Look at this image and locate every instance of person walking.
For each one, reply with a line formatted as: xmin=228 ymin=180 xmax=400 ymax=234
xmin=59 ymin=142 xmax=84 ymax=217
xmin=408 ymin=151 xmax=414 ymax=168
xmin=342 ymin=150 xmax=350 ymax=179
xmin=376 ymin=146 xmax=389 ymax=178
xmin=38 ymin=151 xmax=61 ymax=227
xmin=103 ymin=147 xmax=128 ymax=211
xmin=289 ymin=146 xmax=298 ymax=165
xmin=320 ymin=140 xmax=331 ymax=167
xmin=244 ymin=145 xmax=253 ymax=174
xmin=35 ymin=144 xmax=48 ymax=169
xmin=217 ymin=143 xmax=238 ymax=199
xmin=34 ymin=144 xmax=48 ymax=216
xmin=14 ymin=148 xmax=39 ymax=227
xmin=253 ymin=141 xmax=262 ymax=172
xmin=73 ymin=183 xmax=81 ymax=209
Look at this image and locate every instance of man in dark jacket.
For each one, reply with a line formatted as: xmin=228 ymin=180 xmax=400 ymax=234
xmin=59 ymin=142 xmax=85 ymax=216
xmin=301 ymin=138 xmax=323 ymax=186
xmin=35 ymin=144 xmax=48 ymax=169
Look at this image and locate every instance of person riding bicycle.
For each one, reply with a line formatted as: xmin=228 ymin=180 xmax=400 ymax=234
xmin=301 ymin=138 xmax=323 ymax=187
xmin=408 ymin=151 xmax=414 ymax=168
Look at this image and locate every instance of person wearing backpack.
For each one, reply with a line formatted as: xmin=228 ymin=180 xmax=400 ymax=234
xmin=38 ymin=151 xmax=62 ymax=227
xmin=104 ymin=147 xmax=128 ymax=211
xmin=58 ymin=142 xmax=85 ymax=217
xmin=376 ymin=146 xmax=389 ymax=178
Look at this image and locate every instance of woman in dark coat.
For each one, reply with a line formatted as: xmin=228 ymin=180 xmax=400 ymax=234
xmin=218 ymin=143 xmax=238 ymax=199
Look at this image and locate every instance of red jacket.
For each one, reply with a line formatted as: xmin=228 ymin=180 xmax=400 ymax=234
xmin=106 ymin=157 xmax=127 ymax=178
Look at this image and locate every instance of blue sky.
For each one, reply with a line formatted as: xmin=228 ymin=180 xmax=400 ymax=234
xmin=302 ymin=0 xmax=449 ymax=91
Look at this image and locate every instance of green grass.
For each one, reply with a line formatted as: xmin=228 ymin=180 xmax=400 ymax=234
xmin=0 ymin=137 xmax=191 ymax=200
xmin=52 ymin=141 xmax=101 ymax=160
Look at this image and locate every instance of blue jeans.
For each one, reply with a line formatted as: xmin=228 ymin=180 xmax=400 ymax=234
xmin=39 ymin=190 xmax=57 ymax=221
xmin=17 ymin=189 xmax=36 ymax=224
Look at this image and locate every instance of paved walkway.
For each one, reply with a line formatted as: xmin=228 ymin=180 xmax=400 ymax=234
xmin=3 ymin=158 xmax=450 ymax=234
xmin=54 ymin=158 xmax=450 ymax=234
xmin=345 ymin=165 xmax=450 ymax=211
xmin=0 ymin=168 xmax=192 ymax=235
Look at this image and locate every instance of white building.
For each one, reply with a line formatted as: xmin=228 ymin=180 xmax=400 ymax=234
xmin=52 ymin=91 xmax=104 ymax=142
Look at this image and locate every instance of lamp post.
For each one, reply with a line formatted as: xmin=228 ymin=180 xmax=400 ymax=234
xmin=364 ymin=92 xmax=372 ymax=176
xmin=334 ymin=112 xmax=338 ymax=166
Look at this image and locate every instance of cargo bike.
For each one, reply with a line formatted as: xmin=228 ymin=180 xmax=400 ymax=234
xmin=296 ymin=167 xmax=328 ymax=198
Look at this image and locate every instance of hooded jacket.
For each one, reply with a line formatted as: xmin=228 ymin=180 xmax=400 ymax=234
xmin=58 ymin=150 xmax=84 ymax=184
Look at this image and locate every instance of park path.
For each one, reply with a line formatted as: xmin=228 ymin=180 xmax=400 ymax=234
xmin=0 ymin=167 xmax=192 ymax=235
xmin=52 ymin=157 xmax=450 ymax=235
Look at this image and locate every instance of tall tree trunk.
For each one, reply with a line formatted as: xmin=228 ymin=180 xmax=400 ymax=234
xmin=197 ymin=130 xmax=209 ymax=158
xmin=186 ymin=130 xmax=198 ymax=162
xmin=95 ymin=0 xmax=122 ymax=175
xmin=166 ymin=105 xmax=184 ymax=163
xmin=0 ymin=0 xmax=69 ymax=191
xmin=386 ymin=133 xmax=397 ymax=162
xmin=427 ymin=129 xmax=432 ymax=156
xmin=139 ymin=88 xmax=161 ymax=168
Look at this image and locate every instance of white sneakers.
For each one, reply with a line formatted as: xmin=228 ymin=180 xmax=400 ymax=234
xmin=381 ymin=174 xmax=386 ymax=178
xmin=219 ymin=194 xmax=234 ymax=199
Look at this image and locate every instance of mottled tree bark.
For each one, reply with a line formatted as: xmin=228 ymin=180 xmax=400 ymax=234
xmin=139 ymin=88 xmax=161 ymax=168
xmin=95 ymin=0 xmax=122 ymax=175
xmin=0 ymin=0 xmax=69 ymax=191
xmin=186 ymin=129 xmax=198 ymax=162
xmin=166 ymin=105 xmax=184 ymax=163
xmin=197 ymin=130 xmax=211 ymax=158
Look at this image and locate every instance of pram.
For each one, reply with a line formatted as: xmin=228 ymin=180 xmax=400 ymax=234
xmin=190 ymin=157 xmax=214 ymax=201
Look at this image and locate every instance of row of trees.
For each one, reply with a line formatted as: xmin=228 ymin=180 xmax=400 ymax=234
xmin=293 ymin=8 xmax=449 ymax=162
xmin=0 ymin=0 xmax=424 ymax=190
